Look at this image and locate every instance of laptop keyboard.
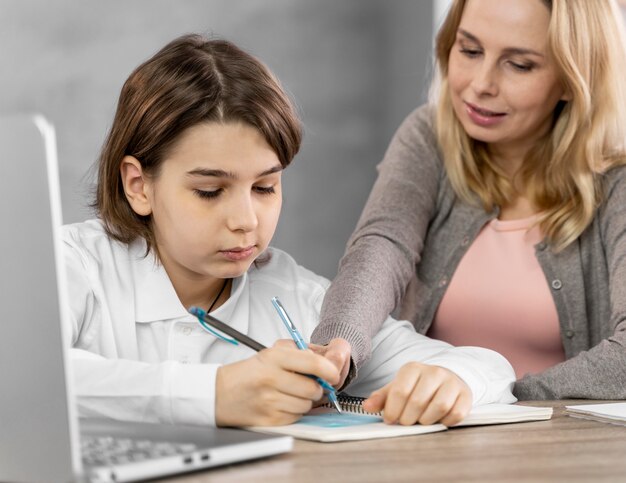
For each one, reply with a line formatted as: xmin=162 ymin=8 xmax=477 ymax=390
xmin=81 ymin=436 xmax=198 ymax=467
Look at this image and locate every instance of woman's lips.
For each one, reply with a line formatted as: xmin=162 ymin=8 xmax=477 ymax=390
xmin=219 ymin=245 xmax=256 ymax=261
xmin=465 ymin=102 xmax=507 ymax=127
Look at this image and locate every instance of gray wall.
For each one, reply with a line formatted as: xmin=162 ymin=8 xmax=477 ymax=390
xmin=1 ymin=0 xmax=434 ymax=279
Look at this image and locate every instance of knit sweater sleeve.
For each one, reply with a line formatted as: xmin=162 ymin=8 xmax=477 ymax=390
xmin=311 ymin=104 xmax=443 ymax=369
xmin=514 ymin=167 xmax=626 ymax=400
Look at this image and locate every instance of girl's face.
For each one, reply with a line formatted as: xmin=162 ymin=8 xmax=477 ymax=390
xmin=144 ymin=122 xmax=283 ymax=284
xmin=447 ymin=0 xmax=567 ymax=160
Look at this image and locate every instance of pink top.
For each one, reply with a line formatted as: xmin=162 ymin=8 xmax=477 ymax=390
xmin=427 ymin=215 xmax=565 ymax=378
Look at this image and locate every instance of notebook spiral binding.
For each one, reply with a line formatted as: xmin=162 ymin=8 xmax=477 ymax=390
xmin=322 ymin=394 xmax=383 ymax=416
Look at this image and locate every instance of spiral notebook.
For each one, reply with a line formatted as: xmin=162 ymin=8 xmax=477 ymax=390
xmin=251 ymin=395 xmax=553 ymax=442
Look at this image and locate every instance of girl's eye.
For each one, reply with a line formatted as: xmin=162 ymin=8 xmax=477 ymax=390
xmin=460 ymin=48 xmax=482 ymax=58
xmin=254 ymin=185 xmax=276 ymax=195
xmin=194 ymin=189 xmax=222 ymax=199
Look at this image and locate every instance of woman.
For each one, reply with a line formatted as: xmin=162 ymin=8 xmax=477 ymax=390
xmin=312 ymin=0 xmax=626 ymax=400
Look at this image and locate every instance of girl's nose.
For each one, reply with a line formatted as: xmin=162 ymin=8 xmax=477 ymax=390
xmin=226 ymin=194 xmax=258 ymax=232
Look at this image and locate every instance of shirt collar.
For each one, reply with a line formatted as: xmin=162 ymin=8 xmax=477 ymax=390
xmin=129 ymin=238 xmax=247 ymax=323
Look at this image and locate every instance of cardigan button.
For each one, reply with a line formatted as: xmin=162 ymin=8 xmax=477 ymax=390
xmin=438 ymin=277 xmax=448 ymax=288
xmin=565 ymin=330 xmax=575 ymax=338
xmin=551 ymin=279 xmax=562 ymax=290
xmin=461 ymin=235 xmax=470 ymax=247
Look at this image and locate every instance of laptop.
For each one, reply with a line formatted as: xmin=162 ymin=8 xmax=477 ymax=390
xmin=0 ymin=115 xmax=293 ymax=483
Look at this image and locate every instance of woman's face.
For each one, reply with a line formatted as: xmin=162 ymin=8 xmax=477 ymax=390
xmin=143 ymin=122 xmax=283 ymax=284
xmin=447 ymin=0 xmax=567 ymax=160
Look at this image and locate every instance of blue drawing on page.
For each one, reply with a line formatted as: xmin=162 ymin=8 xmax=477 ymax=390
xmin=298 ymin=413 xmax=383 ymax=428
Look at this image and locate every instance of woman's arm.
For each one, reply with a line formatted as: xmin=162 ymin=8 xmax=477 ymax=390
xmin=347 ymin=317 xmax=516 ymax=406
xmin=514 ymin=167 xmax=626 ymax=399
xmin=311 ymin=106 xmax=444 ymax=375
xmin=346 ymin=316 xmax=516 ymax=425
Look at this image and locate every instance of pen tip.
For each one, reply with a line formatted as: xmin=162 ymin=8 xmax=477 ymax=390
xmin=333 ymin=399 xmax=342 ymax=414
xmin=327 ymin=392 xmax=342 ymax=413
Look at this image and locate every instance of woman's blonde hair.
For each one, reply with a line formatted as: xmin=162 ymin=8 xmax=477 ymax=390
xmin=432 ymin=0 xmax=626 ymax=251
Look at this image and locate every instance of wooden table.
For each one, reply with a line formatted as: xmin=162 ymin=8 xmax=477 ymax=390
xmin=164 ymin=401 xmax=626 ymax=482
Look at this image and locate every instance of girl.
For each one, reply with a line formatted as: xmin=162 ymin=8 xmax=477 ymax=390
xmin=313 ymin=0 xmax=626 ymax=400
xmin=65 ymin=34 xmax=515 ymax=428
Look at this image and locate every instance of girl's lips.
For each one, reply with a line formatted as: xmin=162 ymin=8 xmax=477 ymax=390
xmin=219 ymin=246 xmax=256 ymax=261
xmin=464 ymin=102 xmax=507 ymax=127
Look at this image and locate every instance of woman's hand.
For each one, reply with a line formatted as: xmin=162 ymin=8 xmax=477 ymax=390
xmin=362 ymin=362 xmax=472 ymax=426
xmin=308 ymin=338 xmax=352 ymax=389
xmin=215 ymin=340 xmax=340 ymax=427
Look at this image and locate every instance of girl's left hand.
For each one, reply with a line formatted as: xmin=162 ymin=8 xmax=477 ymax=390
xmin=362 ymin=362 xmax=472 ymax=426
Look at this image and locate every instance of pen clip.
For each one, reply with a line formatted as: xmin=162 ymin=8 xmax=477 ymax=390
xmin=271 ymin=296 xmax=306 ymax=349
xmin=271 ymin=297 xmax=296 ymax=331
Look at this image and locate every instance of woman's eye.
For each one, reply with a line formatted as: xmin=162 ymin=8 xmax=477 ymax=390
xmin=194 ymin=189 xmax=222 ymax=199
xmin=254 ymin=186 xmax=276 ymax=195
xmin=509 ymin=61 xmax=535 ymax=72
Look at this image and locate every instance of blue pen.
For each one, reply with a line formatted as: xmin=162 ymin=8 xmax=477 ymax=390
xmin=271 ymin=296 xmax=342 ymax=414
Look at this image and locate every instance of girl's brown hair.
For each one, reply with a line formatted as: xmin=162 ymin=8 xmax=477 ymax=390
xmin=95 ymin=34 xmax=302 ymax=252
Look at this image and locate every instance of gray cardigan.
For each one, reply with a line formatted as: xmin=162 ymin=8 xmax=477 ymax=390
xmin=311 ymin=104 xmax=626 ymax=400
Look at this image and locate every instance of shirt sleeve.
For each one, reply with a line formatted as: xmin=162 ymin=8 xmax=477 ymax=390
xmin=311 ymin=106 xmax=443 ymax=372
xmin=70 ymin=348 xmax=220 ymax=426
xmin=514 ymin=168 xmax=626 ymax=400
xmin=345 ymin=317 xmax=517 ymax=406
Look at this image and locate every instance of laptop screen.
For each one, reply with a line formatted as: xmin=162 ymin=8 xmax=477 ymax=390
xmin=0 ymin=115 xmax=80 ymax=482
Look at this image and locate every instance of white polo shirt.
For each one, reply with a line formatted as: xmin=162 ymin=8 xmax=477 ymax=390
xmin=63 ymin=219 xmax=516 ymax=427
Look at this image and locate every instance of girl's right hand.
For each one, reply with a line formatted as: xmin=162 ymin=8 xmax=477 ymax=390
xmin=215 ymin=340 xmax=340 ymax=427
